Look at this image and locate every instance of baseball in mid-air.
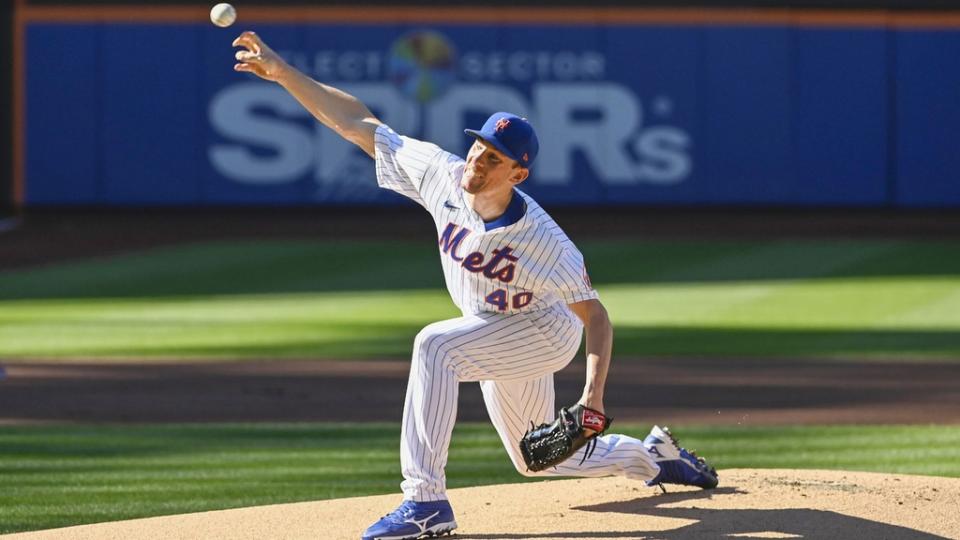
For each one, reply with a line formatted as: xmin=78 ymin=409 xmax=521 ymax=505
xmin=210 ymin=3 xmax=237 ymax=27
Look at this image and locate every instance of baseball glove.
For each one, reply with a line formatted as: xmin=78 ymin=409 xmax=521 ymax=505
xmin=518 ymin=404 xmax=612 ymax=472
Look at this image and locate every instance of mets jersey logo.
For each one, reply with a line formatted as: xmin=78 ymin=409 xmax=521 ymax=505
xmin=495 ymin=118 xmax=510 ymax=132
xmin=439 ymin=223 xmax=517 ymax=283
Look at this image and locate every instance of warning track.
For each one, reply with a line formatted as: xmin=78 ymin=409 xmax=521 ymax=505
xmin=3 ymin=359 xmax=960 ymax=425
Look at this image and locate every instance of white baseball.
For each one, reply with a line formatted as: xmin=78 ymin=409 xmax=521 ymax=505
xmin=210 ymin=3 xmax=237 ymax=28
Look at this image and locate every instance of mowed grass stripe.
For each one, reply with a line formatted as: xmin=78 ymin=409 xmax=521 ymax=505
xmin=1 ymin=423 xmax=959 ymax=534
xmin=1 ymin=239 xmax=959 ymax=360
xmin=0 ymin=241 xmax=445 ymax=299
xmin=2 ymin=285 xmax=959 ymax=358
xmin=6 ymin=239 xmax=959 ymax=298
xmin=603 ymin=277 xmax=960 ymax=329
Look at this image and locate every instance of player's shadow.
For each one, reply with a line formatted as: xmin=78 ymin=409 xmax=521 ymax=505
xmin=454 ymin=487 xmax=950 ymax=539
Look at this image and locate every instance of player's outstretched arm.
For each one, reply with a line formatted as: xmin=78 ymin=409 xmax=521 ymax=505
xmin=568 ymin=299 xmax=613 ymax=422
xmin=232 ymin=31 xmax=382 ymax=158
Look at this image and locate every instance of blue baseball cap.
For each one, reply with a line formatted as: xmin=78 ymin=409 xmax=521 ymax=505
xmin=464 ymin=112 xmax=539 ymax=168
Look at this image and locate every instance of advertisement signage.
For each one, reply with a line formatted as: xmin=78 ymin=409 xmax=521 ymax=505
xmin=21 ymin=11 xmax=957 ymax=206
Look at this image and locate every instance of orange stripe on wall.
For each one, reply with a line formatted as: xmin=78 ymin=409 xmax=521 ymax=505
xmin=890 ymin=12 xmax=960 ymax=28
xmin=23 ymin=6 xmax=209 ymax=23
xmin=15 ymin=5 xmax=960 ymax=29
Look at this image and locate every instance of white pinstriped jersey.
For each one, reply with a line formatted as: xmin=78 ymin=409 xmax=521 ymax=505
xmin=374 ymin=124 xmax=599 ymax=315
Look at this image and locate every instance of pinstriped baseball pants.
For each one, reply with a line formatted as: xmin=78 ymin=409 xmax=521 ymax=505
xmin=400 ymin=304 xmax=660 ymax=502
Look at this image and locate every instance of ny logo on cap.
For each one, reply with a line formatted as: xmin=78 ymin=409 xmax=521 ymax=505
xmin=495 ymin=118 xmax=511 ymax=133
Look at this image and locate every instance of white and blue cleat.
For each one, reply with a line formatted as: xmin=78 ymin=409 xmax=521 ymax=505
xmin=643 ymin=425 xmax=719 ymax=492
xmin=361 ymin=499 xmax=457 ymax=540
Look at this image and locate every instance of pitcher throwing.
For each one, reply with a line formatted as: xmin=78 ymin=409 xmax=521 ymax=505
xmin=232 ymin=31 xmax=719 ymax=540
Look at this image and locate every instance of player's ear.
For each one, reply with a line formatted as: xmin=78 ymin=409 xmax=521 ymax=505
xmin=511 ymin=166 xmax=529 ymax=185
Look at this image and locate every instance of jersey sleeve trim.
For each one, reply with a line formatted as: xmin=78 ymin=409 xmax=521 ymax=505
xmin=374 ymin=124 xmax=444 ymax=207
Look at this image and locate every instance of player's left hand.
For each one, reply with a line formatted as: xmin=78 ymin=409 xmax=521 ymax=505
xmin=518 ymin=404 xmax=613 ymax=472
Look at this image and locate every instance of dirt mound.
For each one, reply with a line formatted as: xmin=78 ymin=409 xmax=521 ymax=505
xmin=4 ymin=469 xmax=957 ymax=539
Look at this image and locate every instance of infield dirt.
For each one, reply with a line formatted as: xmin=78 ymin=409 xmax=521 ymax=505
xmin=3 ymin=469 xmax=957 ymax=539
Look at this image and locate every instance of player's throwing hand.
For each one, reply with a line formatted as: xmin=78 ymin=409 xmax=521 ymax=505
xmin=232 ymin=31 xmax=287 ymax=82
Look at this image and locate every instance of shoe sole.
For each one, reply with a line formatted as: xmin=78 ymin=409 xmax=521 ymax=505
xmin=368 ymin=521 xmax=458 ymax=540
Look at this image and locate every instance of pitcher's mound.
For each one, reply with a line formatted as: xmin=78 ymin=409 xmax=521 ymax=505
xmin=4 ymin=469 xmax=958 ymax=540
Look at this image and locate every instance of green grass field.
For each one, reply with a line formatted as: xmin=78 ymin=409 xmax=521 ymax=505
xmin=3 ymin=423 xmax=960 ymax=534
xmin=1 ymin=238 xmax=959 ymax=360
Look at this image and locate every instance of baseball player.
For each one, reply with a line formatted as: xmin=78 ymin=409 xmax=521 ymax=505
xmin=233 ymin=31 xmax=719 ymax=540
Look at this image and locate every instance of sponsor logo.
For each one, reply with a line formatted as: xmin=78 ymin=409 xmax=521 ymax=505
xmin=582 ymin=409 xmax=606 ymax=431
xmin=387 ymin=30 xmax=457 ymax=103
xmin=208 ymin=30 xmax=692 ymax=197
xmin=404 ymin=511 xmax=441 ymax=533
xmin=646 ymin=445 xmax=665 ymax=459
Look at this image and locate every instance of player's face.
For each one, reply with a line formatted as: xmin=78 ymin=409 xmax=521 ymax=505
xmin=461 ymin=140 xmax=527 ymax=194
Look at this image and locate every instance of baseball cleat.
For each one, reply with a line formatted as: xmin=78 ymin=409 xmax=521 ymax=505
xmin=361 ymin=499 xmax=457 ymax=540
xmin=643 ymin=425 xmax=719 ymax=491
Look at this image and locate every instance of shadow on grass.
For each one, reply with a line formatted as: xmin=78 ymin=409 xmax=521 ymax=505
xmin=43 ymin=326 xmax=960 ymax=359
xmin=0 ymin=239 xmax=958 ymax=300
xmin=612 ymin=326 xmax=960 ymax=358
xmin=0 ymin=424 xmax=402 ymax=460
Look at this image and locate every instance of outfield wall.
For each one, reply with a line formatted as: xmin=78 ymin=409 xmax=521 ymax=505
xmin=19 ymin=8 xmax=960 ymax=207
